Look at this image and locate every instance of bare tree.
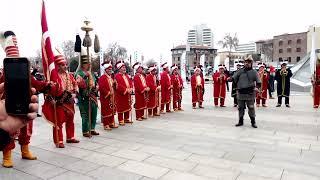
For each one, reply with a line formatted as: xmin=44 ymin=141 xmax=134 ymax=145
xmin=29 ymin=49 xmax=42 ymax=72
xmin=105 ymin=42 xmax=128 ymax=65
xmin=218 ymin=33 xmax=239 ymax=67
xmin=261 ymin=43 xmax=273 ymax=62
xmin=145 ymin=59 xmax=157 ymax=67
xmin=61 ymin=40 xmax=76 ymax=63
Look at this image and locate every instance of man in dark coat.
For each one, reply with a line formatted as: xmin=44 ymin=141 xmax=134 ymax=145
xmin=275 ymin=61 xmax=292 ymax=108
xmin=231 ymin=61 xmax=244 ymax=107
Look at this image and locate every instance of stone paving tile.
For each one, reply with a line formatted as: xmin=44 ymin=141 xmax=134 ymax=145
xmin=87 ymin=166 xmax=142 ymax=180
xmin=139 ymin=138 xmax=184 ymax=150
xmin=236 ymin=173 xmax=278 ymax=180
xmin=139 ymin=177 xmax=156 ymax=180
xmin=276 ymin=141 xmax=310 ymax=151
xmin=83 ymin=152 xmax=128 ymax=167
xmin=37 ymin=142 xmax=93 ymax=159
xmin=160 ymin=170 xmax=212 ymax=180
xmin=49 ymin=171 xmax=95 ymax=180
xmin=232 ymin=163 xmax=283 ymax=179
xmin=10 ymin=153 xmax=42 ymax=170
xmin=62 ymin=160 xmax=101 ymax=174
xmin=29 ymin=147 xmax=81 ymax=167
xmin=191 ymin=165 xmax=240 ymax=180
xmin=144 ymin=155 xmax=197 ymax=172
xmin=253 ymin=150 xmax=302 ymax=163
xmin=137 ymin=145 xmax=192 ymax=160
xmin=0 ymin=168 xmax=42 ymax=180
xmin=252 ymin=156 xmax=320 ymax=177
xmin=18 ymin=161 xmax=68 ymax=179
xmin=179 ymin=144 xmax=226 ymax=157
xmin=111 ymin=149 xmax=152 ymax=161
xmin=187 ymin=154 xmax=282 ymax=179
xmin=81 ymin=136 xmax=122 ymax=145
xmin=108 ymin=140 xmax=145 ymax=150
xmin=222 ymin=151 xmax=254 ymax=163
xmin=187 ymin=154 xmax=240 ymax=169
xmin=281 ymin=170 xmax=320 ymax=180
xmin=117 ymin=160 xmax=170 ymax=179
xmin=67 ymin=140 xmax=106 ymax=150
xmin=94 ymin=145 xmax=120 ymax=155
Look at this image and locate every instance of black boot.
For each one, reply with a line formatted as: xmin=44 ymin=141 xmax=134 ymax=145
xmin=250 ymin=117 xmax=257 ymax=128
xmin=235 ymin=117 xmax=244 ymax=127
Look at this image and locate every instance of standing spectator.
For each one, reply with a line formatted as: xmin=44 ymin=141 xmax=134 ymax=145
xmin=275 ymin=62 xmax=293 ymax=107
xmin=268 ymin=65 xmax=276 ymax=99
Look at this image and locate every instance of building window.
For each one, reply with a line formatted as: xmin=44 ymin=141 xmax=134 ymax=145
xmin=288 ymin=57 xmax=291 ymax=63
xmin=177 ymin=57 xmax=180 ymax=62
xmin=279 ymin=41 xmax=283 ymax=46
xmin=287 ymin=48 xmax=291 ymax=53
xmin=297 ymin=56 xmax=301 ymax=62
xmin=279 ymin=57 xmax=283 ymax=61
xmin=297 ymin=39 xmax=302 ymax=44
xmin=279 ymin=49 xmax=283 ymax=53
xmin=288 ymin=40 xmax=292 ymax=45
xmin=296 ymin=48 xmax=301 ymax=52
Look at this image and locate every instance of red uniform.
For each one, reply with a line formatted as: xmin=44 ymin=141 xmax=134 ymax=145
xmin=133 ymin=73 xmax=148 ymax=119
xmin=213 ymin=72 xmax=228 ymax=106
xmin=49 ymin=72 xmax=78 ymax=145
xmin=146 ymin=73 xmax=159 ymax=116
xmin=99 ymin=74 xmax=116 ymax=127
xmin=115 ymin=73 xmax=133 ymax=123
xmin=191 ymin=74 xmax=204 ymax=107
xmin=256 ymin=70 xmax=269 ymax=106
xmin=160 ymin=71 xmax=172 ymax=112
xmin=313 ymin=66 xmax=320 ymax=108
xmin=171 ymin=74 xmax=183 ymax=110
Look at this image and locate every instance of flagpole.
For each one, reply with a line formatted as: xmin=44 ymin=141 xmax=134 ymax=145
xmin=41 ymin=0 xmax=62 ymax=147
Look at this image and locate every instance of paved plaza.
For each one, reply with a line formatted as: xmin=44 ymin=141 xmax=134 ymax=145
xmin=1 ymin=84 xmax=320 ymax=180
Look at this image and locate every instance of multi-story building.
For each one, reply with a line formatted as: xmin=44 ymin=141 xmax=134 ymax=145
xmin=187 ymin=24 xmax=214 ymax=47
xmin=235 ymin=43 xmax=256 ymax=54
xmin=256 ymin=39 xmax=273 ymax=62
xmin=255 ymin=30 xmax=312 ymax=64
xmin=171 ymin=45 xmax=217 ymax=73
xmin=273 ymin=32 xmax=307 ymax=63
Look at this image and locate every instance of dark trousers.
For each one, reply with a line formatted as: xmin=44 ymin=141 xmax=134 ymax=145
xmin=238 ymin=99 xmax=255 ymax=119
xmin=278 ymin=96 xmax=289 ymax=105
xmin=233 ymin=97 xmax=238 ymax=105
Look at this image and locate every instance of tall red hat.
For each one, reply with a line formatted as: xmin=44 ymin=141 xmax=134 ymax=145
xmin=54 ymin=47 xmax=67 ymax=66
xmin=1 ymin=31 xmax=19 ymax=57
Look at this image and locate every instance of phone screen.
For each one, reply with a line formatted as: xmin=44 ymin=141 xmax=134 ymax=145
xmin=4 ymin=58 xmax=30 ymax=115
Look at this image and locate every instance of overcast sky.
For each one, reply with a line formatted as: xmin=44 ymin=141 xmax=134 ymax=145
xmin=1 ymin=0 xmax=320 ymax=64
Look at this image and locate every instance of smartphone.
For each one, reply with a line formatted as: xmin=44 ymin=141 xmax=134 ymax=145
xmin=4 ymin=57 xmax=31 ymax=116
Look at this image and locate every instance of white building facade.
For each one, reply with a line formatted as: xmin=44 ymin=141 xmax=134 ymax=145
xmin=187 ymin=24 xmax=214 ymax=47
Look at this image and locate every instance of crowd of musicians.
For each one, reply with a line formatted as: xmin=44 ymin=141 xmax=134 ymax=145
xmin=0 ymin=31 xmax=319 ymax=168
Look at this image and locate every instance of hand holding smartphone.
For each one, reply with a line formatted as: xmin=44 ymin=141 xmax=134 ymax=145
xmin=4 ymin=57 xmax=31 ymax=116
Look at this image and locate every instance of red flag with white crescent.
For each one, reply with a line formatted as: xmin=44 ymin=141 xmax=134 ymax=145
xmin=41 ymin=0 xmax=64 ymax=127
xmin=41 ymin=0 xmax=61 ymax=86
